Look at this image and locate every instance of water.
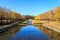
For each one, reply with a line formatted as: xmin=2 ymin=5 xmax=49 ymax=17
xmin=11 ymin=25 xmax=48 ymax=40
xmin=0 ymin=19 xmax=48 ymax=40
xmin=0 ymin=25 xmax=21 ymax=40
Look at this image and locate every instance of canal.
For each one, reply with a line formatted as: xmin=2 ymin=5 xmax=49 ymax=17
xmin=0 ymin=19 xmax=48 ymax=40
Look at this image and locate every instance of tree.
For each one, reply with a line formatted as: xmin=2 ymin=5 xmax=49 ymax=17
xmin=54 ymin=7 xmax=60 ymax=21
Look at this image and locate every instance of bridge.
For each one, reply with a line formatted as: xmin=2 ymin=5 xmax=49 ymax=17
xmin=18 ymin=23 xmax=41 ymax=26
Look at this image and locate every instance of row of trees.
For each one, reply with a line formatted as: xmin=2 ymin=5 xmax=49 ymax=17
xmin=35 ymin=6 xmax=60 ymax=21
xmin=0 ymin=6 xmax=23 ymax=25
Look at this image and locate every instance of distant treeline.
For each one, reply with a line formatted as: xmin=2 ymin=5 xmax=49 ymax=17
xmin=0 ymin=6 xmax=24 ymax=25
xmin=35 ymin=6 xmax=60 ymax=21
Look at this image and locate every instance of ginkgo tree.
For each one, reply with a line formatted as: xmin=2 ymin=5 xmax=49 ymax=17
xmin=0 ymin=6 xmax=22 ymax=25
xmin=53 ymin=7 xmax=60 ymax=21
xmin=35 ymin=6 xmax=60 ymax=22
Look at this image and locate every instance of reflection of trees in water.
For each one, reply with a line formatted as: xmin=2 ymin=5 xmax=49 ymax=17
xmin=0 ymin=25 xmax=22 ymax=40
xmin=37 ymin=25 xmax=60 ymax=40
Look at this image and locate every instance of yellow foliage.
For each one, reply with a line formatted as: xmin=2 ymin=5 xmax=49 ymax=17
xmin=35 ymin=6 xmax=60 ymax=21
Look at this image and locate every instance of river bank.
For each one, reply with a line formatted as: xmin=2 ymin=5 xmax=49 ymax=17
xmin=32 ymin=20 xmax=60 ymax=40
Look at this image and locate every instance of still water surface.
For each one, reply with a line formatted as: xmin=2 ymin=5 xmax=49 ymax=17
xmin=11 ymin=25 xmax=48 ymax=40
xmin=0 ymin=19 xmax=48 ymax=40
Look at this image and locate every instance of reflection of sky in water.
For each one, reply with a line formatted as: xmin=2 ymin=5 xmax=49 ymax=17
xmin=11 ymin=25 xmax=48 ymax=40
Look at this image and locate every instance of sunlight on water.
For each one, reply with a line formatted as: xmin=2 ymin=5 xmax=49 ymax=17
xmin=11 ymin=25 xmax=48 ymax=40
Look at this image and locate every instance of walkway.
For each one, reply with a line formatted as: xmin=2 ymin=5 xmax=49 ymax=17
xmin=32 ymin=20 xmax=60 ymax=32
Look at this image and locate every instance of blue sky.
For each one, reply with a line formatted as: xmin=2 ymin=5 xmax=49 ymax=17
xmin=0 ymin=0 xmax=60 ymax=16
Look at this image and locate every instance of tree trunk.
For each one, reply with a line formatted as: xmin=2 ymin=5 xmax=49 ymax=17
xmin=1 ymin=15 xmax=2 ymax=25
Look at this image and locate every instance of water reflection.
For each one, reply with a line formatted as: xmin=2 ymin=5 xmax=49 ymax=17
xmin=0 ymin=25 xmax=22 ymax=40
xmin=11 ymin=25 xmax=48 ymax=40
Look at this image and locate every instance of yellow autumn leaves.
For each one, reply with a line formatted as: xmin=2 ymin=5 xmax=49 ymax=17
xmin=35 ymin=6 xmax=60 ymax=21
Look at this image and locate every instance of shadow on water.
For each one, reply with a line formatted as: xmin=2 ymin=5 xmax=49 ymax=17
xmin=0 ymin=25 xmax=23 ymax=40
xmin=11 ymin=25 xmax=48 ymax=40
